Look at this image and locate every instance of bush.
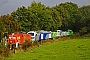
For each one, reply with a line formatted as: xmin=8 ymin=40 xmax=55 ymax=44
xmin=0 ymin=37 xmax=11 ymax=59
xmin=3 ymin=47 xmax=10 ymax=58
xmin=83 ymin=33 xmax=90 ymax=37
xmin=22 ymin=39 xmax=32 ymax=51
xmin=79 ymin=27 xmax=87 ymax=36
xmin=33 ymin=40 xmax=39 ymax=46
xmin=0 ymin=44 xmax=10 ymax=59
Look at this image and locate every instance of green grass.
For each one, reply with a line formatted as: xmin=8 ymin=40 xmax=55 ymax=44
xmin=4 ymin=37 xmax=90 ymax=60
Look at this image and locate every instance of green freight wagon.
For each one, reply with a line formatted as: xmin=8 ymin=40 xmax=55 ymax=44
xmin=67 ymin=29 xmax=73 ymax=35
xmin=52 ymin=32 xmax=57 ymax=38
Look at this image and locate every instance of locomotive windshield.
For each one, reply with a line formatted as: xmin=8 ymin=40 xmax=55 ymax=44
xmin=28 ymin=33 xmax=34 ymax=36
xmin=14 ymin=31 xmax=23 ymax=34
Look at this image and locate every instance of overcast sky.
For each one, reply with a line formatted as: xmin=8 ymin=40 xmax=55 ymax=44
xmin=0 ymin=0 xmax=90 ymax=15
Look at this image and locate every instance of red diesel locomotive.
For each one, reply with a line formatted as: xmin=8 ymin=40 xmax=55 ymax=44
xmin=8 ymin=31 xmax=32 ymax=49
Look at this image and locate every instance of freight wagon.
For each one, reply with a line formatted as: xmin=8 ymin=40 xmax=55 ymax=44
xmin=27 ymin=30 xmax=52 ymax=41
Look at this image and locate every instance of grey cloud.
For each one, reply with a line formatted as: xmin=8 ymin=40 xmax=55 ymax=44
xmin=0 ymin=0 xmax=33 ymax=15
xmin=0 ymin=0 xmax=89 ymax=15
xmin=86 ymin=0 xmax=90 ymax=4
xmin=36 ymin=0 xmax=88 ymax=6
xmin=0 ymin=0 xmax=8 ymax=7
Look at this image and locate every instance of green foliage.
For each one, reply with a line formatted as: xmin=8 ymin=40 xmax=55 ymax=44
xmin=79 ymin=5 xmax=90 ymax=33
xmin=58 ymin=2 xmax=80 ymax=31
xmin=28 ymin=1 xmax=54 ymax=31
xmin=11 ymin=6 xmax=30 ymax=32
xmin=50 ymin=7 xmax=63 ymax=30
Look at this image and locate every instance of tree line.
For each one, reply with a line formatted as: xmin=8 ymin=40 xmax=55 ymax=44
xmin=0 ymin=1 xmax=90 ymax=40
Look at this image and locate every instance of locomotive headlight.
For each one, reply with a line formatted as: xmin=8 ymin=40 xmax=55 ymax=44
xmin=10 ymin=41 xmax=12 ymax=43
xmin=17 ymin=36 xmax=20 ymax=40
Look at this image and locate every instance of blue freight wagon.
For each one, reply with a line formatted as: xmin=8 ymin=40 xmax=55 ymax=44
xmin=37 ymin=31 xmax=50 ymax=41
xmin=27 ymin=30 xmax=51 ymax=41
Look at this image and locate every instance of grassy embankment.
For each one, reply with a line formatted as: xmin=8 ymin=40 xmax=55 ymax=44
xmin=4 ymin=37 xmax=90 ymax=60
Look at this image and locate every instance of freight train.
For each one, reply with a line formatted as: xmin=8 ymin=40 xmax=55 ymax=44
xmin=8 ymin=30 xmax=73 ymax=49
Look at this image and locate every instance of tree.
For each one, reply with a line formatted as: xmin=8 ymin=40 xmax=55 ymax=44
xmin=79 ymin=5 xmax=90 ymax=33
xmin=53 ymin=4 xmax=70 ymax=30
xmin=50 ymin=7 xmax=63 ymax=31
xmin=28 ymin=1 xmax=54 ymax=31
xmin=11 ymin=6 xmax=31 ymax=32
xmin=59 ymin=2 xmax=79 ymax=31
xmin=0 ymin=14 xmax=17 ymax=34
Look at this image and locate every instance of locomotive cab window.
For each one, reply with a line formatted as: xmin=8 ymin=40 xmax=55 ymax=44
xmin=28 ymin=33 xmax=34 ymax=36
